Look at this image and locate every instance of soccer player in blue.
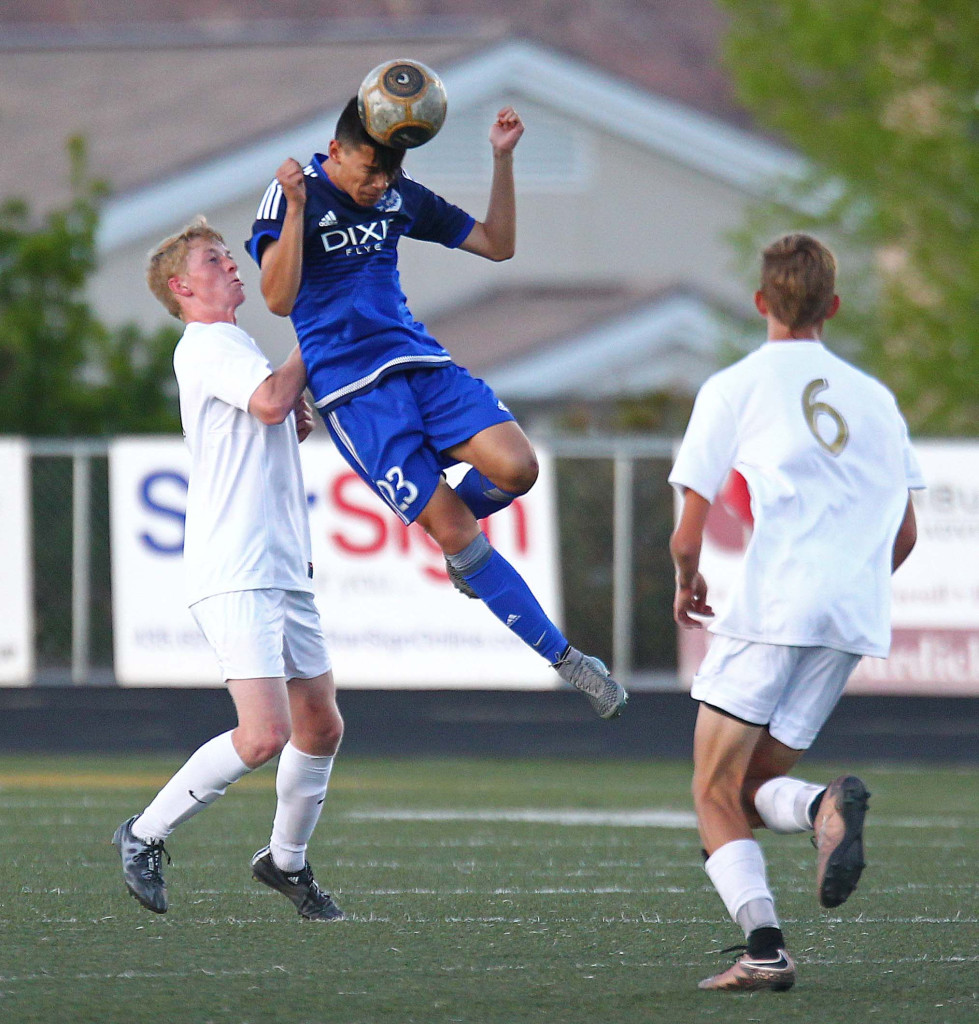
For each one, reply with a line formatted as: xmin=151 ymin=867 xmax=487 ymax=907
xmin=246 ymin=97 xmax=626 ymax=719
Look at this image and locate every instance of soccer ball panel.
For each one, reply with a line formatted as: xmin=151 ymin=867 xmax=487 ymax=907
xmin=357 ymin=59 xmax=448 ymax=149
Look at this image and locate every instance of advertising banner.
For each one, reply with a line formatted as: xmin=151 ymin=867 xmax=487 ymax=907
xmin=0 ymin=439 xmax=33 ymax=685
xmin=110 ymin=436 xmax=561 ymax=688
xmin=677 ymin=440 xmax=979 ymax=695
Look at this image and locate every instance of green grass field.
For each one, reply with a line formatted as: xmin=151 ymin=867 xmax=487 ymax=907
xmin=1 ymin=754 xmax=976 ymax=1024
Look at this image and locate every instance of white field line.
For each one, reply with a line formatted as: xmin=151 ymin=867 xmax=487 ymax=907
xmin=3 ymin=952 xmax=976 ymax=987
xmin=884 ymin=818 xmax=979 ymax=829
xmin=344 ymin=808 xmax=698 ymax=828
xmin=32 ymin=911 xmax=979 ymax=929
xmin=342 ymin=807 xmax=979 ymax=831
xmin=3 ymin=795 xmax=973 ymax=833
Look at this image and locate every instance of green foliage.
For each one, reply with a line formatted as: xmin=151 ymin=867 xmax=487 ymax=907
xmin=719 ymin=0 xmax=979 ymax=435
xmin=0 ymin=137 xmax=180 ymax=436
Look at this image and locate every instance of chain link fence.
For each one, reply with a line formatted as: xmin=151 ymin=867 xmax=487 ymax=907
xmin=31 ymin=442 xmax=114 ymax=683
xmin=28 ymin=436 xmax=681 ymax=687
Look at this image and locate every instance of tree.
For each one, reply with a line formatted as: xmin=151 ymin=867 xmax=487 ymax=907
xmin=719 ymin=0 xmax=979 ymax=435
xmin=0 ymin=137 xmax=181 ymax=436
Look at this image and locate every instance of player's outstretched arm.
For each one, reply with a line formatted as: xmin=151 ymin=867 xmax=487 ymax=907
xmin=459 ymin=107 xmax=523 ymax=262
xmin=248 ymin=346 xmax=308 ymax=425
xmin=671 ymin=489 xmax=715 ymax=628
xmin=260 ymin=159 xmax=307 ymax=316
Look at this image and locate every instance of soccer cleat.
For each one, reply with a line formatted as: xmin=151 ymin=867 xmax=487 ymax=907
xmin=813 ymin=774 xmax=870 ymax=908
xmin=251 ymin=847 xmax=345 ymax=921
xmin=698 ymin=946 xmax=796 ymax=992
xmin=554 ymin=647 xmax=628 ymax=719
xmin=111 ymin=815 xmax=170 ymax=914
xmin=445 ymin=559 xmax=479 ymax=599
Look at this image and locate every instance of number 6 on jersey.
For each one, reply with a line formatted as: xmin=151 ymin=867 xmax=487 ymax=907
xmin=802 ymin=378 xmax=849 ymax=456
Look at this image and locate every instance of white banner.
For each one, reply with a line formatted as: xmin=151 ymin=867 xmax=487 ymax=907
xmin=0 ymin=439 xmax=33 ymax=685
xmin=110 ymin=436 xmax=561 ymax=688
xmin=678 ymin=440 xmax=979 ymax=695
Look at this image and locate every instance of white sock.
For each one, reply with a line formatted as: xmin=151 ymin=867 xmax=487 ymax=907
xmin=133 ymin=730 xmax=250 ymax=842
xmin=269 ymin=743 xmax=335 ymax=873
xmin=705 ymin=838 xmax=779 ymax=932
xmin=754 ymin=777 xmax=825 ymax=834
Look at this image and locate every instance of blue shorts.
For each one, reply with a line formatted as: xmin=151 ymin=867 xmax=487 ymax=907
xmin=323 ymin=365 xmax=515 ymax=523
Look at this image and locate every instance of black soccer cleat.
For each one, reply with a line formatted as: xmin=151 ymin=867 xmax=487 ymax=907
xmin=251 ymin=847 xmax=345 ymax=921
xmin=814 ymin=775 xmax=870 ymax=908
xmin=112 ymin=815 xmax=170 ymax=914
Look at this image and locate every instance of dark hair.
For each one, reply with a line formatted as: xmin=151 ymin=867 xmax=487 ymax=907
xmin=335 ymin=97 xmax=405 ymax=180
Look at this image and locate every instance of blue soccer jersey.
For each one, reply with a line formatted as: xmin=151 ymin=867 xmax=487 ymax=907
xmin=246 ymin=155 xmax=475 ymax=412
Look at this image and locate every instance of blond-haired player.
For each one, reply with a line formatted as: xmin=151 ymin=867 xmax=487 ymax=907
xmin=113 ymin=217 xmax=345 ymax=921
xmin=670 ymin=233 xmax=924 ymax=991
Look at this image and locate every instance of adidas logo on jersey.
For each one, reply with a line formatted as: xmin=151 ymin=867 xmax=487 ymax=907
xmin=318 ymin=210 xmax=338 ymax=228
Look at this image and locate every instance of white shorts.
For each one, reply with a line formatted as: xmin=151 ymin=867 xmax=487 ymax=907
xmin=190 ymin=589 xmax=331 ymax=682
xmin=690 ymin=635 xmax=861 ymax=750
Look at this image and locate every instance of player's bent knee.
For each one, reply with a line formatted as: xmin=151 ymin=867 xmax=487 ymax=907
xmin=499 ymin=454 xmax=539 ymax=495
xmin=294 ymin=707 xmax=344 ymax=756
xmin=692 ymin=776 xmax=741 ymax=818
xmin=236 ymin=726 xmax=291 ymax=767
xmin=317 ymin=712 xmax=345 ymax=754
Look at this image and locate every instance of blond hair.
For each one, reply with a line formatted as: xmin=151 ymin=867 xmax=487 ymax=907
xmin=760 ymin=233 xmax=837 ymax=331
xmin=146 ymin=216 xmax=226 ymax=319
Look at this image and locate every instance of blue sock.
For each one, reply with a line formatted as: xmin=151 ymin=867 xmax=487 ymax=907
xmin=447 ymin=535 xmax=568 ymax=664
xmin=454 ymin=468 xmax=520 ymax=520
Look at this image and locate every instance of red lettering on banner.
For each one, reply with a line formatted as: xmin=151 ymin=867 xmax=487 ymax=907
xmin=326 ymin=471 xmax=534 ymax=589
xmin=849 ymin=628 xmax=979 ymax=694
xmin=392 ymin=518 xmax=412 ymax=553
xmin=330 ymin=473 xmax=387 ymax=554
xmin=510 ymin=498 xmax=529 ymax=552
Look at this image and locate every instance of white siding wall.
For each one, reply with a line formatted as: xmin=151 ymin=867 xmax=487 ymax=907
xmin=87 ymin=86 xmax=765 ymax=366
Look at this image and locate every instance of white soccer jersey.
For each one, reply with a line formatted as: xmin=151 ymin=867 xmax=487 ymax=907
xmin=173 ymin=321 xmax=314 ymax=606
xmin=669 ymin=340 xmax=925 ymax=657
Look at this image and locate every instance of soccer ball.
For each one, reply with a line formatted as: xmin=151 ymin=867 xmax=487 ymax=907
xmin=357 ymin=59 xmax=448 ymax=149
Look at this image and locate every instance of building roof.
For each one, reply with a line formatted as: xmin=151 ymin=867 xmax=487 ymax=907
xmin=90 ymin=40 xmax=801 ymax=254
xmin=429 ymin=284 xmax=747 ymax=401
xmin=428 ymin=284 xmax=652 ymax=375
xmin=0 ymin=6 xmax=788 ymax=405
xmin=2 ymin=1 xmax=746 ymax=122
xmin=0 ymin=31 xmax=497 ymax=211
xmin=0 ymin=1 xmax=754 ymax=214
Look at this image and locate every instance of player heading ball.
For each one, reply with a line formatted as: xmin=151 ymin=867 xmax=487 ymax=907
xmin=248 ymin=95 xmax=627 ymax=720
